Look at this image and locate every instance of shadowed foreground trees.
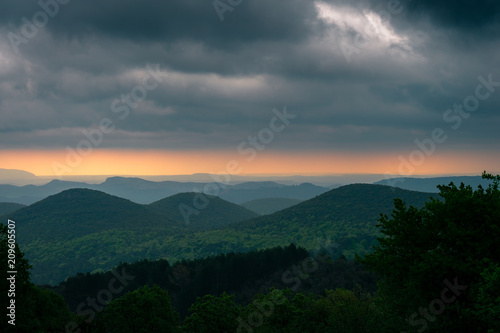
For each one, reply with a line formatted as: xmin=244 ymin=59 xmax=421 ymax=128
xmin=0 ymin=223 xmax=73 ymax=332
xmin=360 ymin=172 xmax=500 ymax=332
xmin=97 ymin=285 xmax=179 ymax=333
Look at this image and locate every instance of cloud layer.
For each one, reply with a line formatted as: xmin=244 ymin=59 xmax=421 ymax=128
xmin=0 ymin=0 xmax=498 ymax=161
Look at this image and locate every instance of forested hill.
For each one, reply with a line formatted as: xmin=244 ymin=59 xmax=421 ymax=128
xmin=229 ymin=183 xmax=437 ymax=231
xmin=148 ymin=192 xmax=259 ymax=229
xmin=4 ymin=184 xmax=437 ymax=285
xmin=49 ymin=244 xmax=377 ymax=319
xmin=8 ymin=189 xmax=182 ymax=244
xmin=0 ymin=202 xmax=26 ymax=215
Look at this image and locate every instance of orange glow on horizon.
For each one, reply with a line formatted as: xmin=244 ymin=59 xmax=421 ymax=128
xmin=0 ymin=149 xmax=498 ymax=177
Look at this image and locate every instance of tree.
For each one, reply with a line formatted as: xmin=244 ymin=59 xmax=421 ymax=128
xmin=466 ymin=261 xmax=500 ymax=332
xmin=1 ymin=222 xmax=73 ymax=332
xmin=183 ymin=292 xmax=240 ymax=332
xmin=98 ymin=284 xmax=179 ymax=333
xmin=360 ymin=172 xmax=500 ymax=332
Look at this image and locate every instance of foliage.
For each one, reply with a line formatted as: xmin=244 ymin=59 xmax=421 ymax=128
xmin=183 ymin=292 xmax=240 ymax=332
xmin=0 ymin=222 xmax=73 ymax=332
xmin=98 ymin=285 xmax=179 ymax=333
xmin=466 ymin=261 xmax=500 ymax=332
xmin=360 ymin=172 xmax=500 ymax=332
xmin=49 ymin=244 xmax=377 ymax=321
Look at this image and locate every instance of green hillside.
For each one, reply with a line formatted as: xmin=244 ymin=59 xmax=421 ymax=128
xmin=6 ymin=184 xmax=437 ymax=285
xmin=148 ymin=192 xmax=259 ymax=229
xmin=9 ymin=189 xmax=182 ymax=244
xmin=241 ymin=197 xmax=303 ymax=215
xmin=0 ymin=202 xmax=26 ymax=215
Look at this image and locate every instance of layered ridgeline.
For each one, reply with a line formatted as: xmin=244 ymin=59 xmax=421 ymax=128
xmin=5 ymin=184 xmax=437 ymax=285
xmin=0 ymin=177 xmax=329 ymax=205
xmin=5 ymin=189 xmax=260 ymax=284
xmin=376 ymin=175 xmax=493 ymax=193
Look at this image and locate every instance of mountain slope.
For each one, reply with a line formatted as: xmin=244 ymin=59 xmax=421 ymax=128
xmin=7 ymin=184 xmax=438 ymax=285
xmin=148 ymin=192 xmax=259 ymax=229
xmin=9 ymin=189 xmax=181 ymax=244
xmin=0 ymin=202 xmax=26 ymax=215
xmin=232 ymin=184 xmax=436 ymax=231
xmin=241 ymin=198 xmax=303 ymax=215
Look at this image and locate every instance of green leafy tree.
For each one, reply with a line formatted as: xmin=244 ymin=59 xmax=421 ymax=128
xmin=98 ymin=284 xmax=179 ymax=333
xmin=239 ymin=288 xmax=296 ymax=333
xmin=466 ymin=261 xmax=500 ymax=332
xmin=360 ymin=172 xmax=500 ymax=332
xmin=183 ymin=292 xmax=240 ymax=332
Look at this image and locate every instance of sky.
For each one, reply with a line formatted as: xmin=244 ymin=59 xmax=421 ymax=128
xmin=0 ymin=0 xmax=499 ymax=177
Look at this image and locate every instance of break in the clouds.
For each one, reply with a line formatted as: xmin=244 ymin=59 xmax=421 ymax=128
xmin=0 ymin=0 xmax=499 ymax=155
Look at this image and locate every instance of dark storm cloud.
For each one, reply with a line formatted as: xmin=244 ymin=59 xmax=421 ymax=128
xmin=2 ymin=0 xmax=321 ymax=46
xmin=0 ymin=0 xmax=498 ymax=154
xmin=405 ymin=0 xmax=500 ymax=32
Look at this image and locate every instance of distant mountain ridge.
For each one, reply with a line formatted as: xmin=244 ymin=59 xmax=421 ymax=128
xmin=0 ymin=177 xmax=329 ymax=205
xmin=375 ymin=176 xmax=492 ymax=192
xmin=0 ymin=168 xmax=37 ymax=179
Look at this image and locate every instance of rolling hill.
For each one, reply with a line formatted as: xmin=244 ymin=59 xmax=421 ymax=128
xmin=9 ymin=188 xmax=181 ymax=244
xmin=4 ymin=184 xmax=438 ymax=285
xmin=241 ymin=198 xmax=303 ymax=215
xmin=148 ymin=192 xmax=259 ymax=229
xmin=0 ymin=202 xmax=26 ymax=215
xmin=3 ymin=188 xmax=259 ymax=284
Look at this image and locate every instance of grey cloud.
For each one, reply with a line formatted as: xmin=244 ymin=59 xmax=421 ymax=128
xmin=0 ymin=0 xmax=498 ymax=154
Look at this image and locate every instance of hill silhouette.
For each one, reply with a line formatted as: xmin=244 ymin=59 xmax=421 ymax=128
xmin=0 ymin=177 xmax=329 ymax=205
xmin=148 ymin=192 xmax=259 ymax=230
xmin=5 ymin=184 xmax=437 ymax=285
xmin=10 ymin=189 xmax=181 ymax=244
xmin=0 ymin=202 xmax=26 ymax=215
xmin=241 ymin=198 xmax=303 ymax=215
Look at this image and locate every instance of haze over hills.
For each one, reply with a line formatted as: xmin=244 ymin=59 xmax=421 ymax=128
xmin=0 ymin=168 xmax=40 ymax=185
xmin=376 ymin=176 xmax=493 ymax=193
xmin=0 ymin=177 xmax=330 ymax=205
xmin=4 ymin=184 xmax=438 ymax=285
xmin=0 ymin=169 xmax=401 ymax=187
